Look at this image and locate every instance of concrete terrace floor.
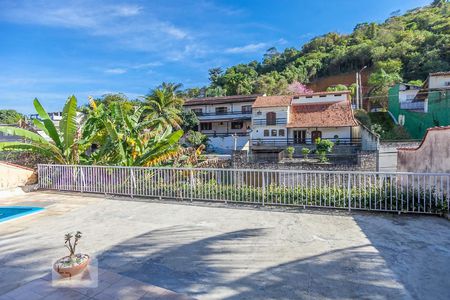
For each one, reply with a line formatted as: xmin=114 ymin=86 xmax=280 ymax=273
xmin=0 ymin=190 xmax=450 ymax=300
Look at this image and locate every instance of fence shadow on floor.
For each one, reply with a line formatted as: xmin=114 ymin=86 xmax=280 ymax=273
xmin=96 ymin=225 xmax=415 ymax=299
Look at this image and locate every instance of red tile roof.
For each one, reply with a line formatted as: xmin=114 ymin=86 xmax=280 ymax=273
xmin=293 ymin=90 xmax=351 ymax=97
xmin=252 ymin=95 xmax=292 ymax=108
xmin=287 ymin=100 xmax=358 ymax=128
xmin=184 ymin=94 xmax=261 ymax=106
xmin=429 ymin=71 xmax=450 ymax=77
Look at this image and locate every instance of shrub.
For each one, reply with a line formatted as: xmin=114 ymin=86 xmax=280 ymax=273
xmin=354 ymin=109 xmax=371 ymax=127
xmin=315 ymin=138 xmax=334 ymax=162
xmin=301 ymin=147 xmax=310 ymax=159
xmin=286 ymin=146 xmax=295 ymax=158
xmin=185 ymin=130 xmax=209 ymax=148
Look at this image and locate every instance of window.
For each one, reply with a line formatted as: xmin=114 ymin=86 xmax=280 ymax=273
xmin=293 ymin=130 xmax=306 ymax=144
xmin=200 ymin=122 xmax=212 ymax=130
xmin=241 ymin=105 xmax=252 ymax=113
xmin=231 ymin=122 xmax=243 ymax=129
xmin=445 ymin=81 xmax=450 ymax=86
xmin=263 ymin=130 xmax=269 ymax=137
xmin=215 ymin=107 xmax=228 ymax=114
xmin=191 ymin=108 xmax=202 ymax=115
xmin=271 ymin=129 xmax=277 ymax=136
xmin=279 ymin=129 xmax=285 ymax=136
xmin=306 ymin=96 xmax=313 ymax=98
xmin=319 ymin=95 xmax=326 ymax=98
xmin=266 ymin=112 xmax=276 ymax=125
xmin=334 ymin=94 xmax=342 ymax=97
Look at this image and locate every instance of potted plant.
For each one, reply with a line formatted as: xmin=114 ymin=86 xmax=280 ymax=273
xmin=286 ymin=146 xmax=295 ymax=159
xmin=53 ymin=231 xmax=90 ymax=278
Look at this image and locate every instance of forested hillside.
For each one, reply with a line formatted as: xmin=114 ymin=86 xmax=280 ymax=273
xmin=184 ymin=0 xmax=449 ymax=100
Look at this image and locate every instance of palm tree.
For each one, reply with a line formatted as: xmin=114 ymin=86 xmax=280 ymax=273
xmin=0 ymin=96 xmax=81 ymax=164
xmin=142 ymin=83 xmax=184 ymax=130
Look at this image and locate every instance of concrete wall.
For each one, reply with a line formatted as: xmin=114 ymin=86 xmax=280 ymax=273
xmin=377 ymin=141 xmax=420 ymax=172
xmin=397 ymin=127 xmax=450 ymax=173
xmin=208 ymin=136 xmax=250 ymax=154
xmin=0 ymin=162 xmax=37 ymax=190
xmin=233 ymin=150 xmax=377 ymax=171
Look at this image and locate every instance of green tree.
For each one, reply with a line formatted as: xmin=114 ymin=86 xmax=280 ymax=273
xmin=0 ymin=109 xmax=23 ymax=124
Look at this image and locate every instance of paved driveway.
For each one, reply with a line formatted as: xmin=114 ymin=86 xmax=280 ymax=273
xmin=1 ymin=191 xmax=449 ymax=299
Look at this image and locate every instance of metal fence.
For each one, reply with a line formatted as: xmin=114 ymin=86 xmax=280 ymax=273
xmin=38 ymin=164 xmax=450 ymax=214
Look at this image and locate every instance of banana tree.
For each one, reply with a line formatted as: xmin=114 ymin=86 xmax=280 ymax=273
xmin=0 ymin=96 xmax=81 ymax=164
xmin=82 ymin=99 xmax=184 ymax=166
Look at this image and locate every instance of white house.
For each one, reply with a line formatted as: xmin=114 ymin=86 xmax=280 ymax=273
xmin=250 ymin=91 xmax=359 ymax=151
xmin=183 ymin=94 xmax=260 ymax=153
xmin=428 ymin=72 xmax=450 ymax=89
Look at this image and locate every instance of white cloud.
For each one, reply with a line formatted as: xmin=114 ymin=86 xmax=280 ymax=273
xmin=131 ymin=62 xmax=163 ymax=69
xmin=225 ymin=42 xmax=268 ymax=54
xmin=0 ymin=1 xmax=190 ymax=51
xmin=104 ymin=68 xmax=127 ymax=75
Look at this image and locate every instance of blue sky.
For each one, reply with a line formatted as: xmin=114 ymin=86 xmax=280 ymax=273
xmin=0 ymin=0 xmax=431 ymax=113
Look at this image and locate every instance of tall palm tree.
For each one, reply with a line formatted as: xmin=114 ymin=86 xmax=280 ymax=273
xmin=142 ymin=83 xmax=184 ymax=130
xmin=0 ymin=96 xmax=81 ymax=164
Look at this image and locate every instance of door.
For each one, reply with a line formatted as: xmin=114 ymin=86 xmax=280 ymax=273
xmin=311 ymin=130 xmax=322 ymax=143
xmin=293 ymin=130 xmax=306 ymax=144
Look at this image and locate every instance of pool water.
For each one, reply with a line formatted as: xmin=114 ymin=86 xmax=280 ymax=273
xmin=0 ymin=207 xmax=44 ymax=223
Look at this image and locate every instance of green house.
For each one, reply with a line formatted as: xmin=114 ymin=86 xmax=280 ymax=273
xmin=388 ymin=72 xmax=450 ymax=139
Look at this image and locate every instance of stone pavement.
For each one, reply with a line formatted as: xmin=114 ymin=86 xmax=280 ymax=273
xmin=1 ymin=191 xmax=450 ymax=299
xmin=0 ymin=268 xmax=194 ymax=300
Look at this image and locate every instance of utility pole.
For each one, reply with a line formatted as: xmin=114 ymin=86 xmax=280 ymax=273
xmin=355 ymin=72 xmax=359 ymax=109
xmin=358 ymin=66 xmax=368 ymax=110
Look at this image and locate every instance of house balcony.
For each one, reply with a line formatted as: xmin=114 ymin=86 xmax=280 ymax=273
xmin=194 ymin=110 xmax=252 ymax=121
xmin=252 ymin=118 xmax=287 ymax=126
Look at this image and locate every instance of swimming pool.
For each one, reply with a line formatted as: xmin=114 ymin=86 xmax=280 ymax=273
xmin=0 ymin=206 xmax=44 ymax=223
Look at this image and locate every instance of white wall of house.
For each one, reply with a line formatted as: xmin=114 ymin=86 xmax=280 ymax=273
xmin=287 ymin=127 xmax=352 ymax=142
xmin=429 ymin=75 xmax=450 ymax=89
xmin=398 ymin=89 xmax=420 ymax=103
xmin=251 ymin=106 xmax=289 ymax=141
xmin=291 ymin=93 xmax=348 ymax=105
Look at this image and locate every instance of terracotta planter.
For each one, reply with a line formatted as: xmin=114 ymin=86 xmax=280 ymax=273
xmin=53 ymin=254 xmax=90 ymax=278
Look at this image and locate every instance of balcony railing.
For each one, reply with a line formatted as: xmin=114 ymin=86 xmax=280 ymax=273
xmin=203 ymin=132 xmax=250 ymax=137
xmin=400 ymin=101 xmax=425 ymax=111
xmin=251 ymin=138 xmax=361 ymax=146
xmin=253 ymin=118 xmax=287 ymax=126
xmin=193 ymin=110 xmax=252 ymax=117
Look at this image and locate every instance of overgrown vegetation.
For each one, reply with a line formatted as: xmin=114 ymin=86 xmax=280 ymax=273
xmin=0 ymin=84 xmax=214 ymax=167
xmin=0 ymin=109 xmax=23 ymax=124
